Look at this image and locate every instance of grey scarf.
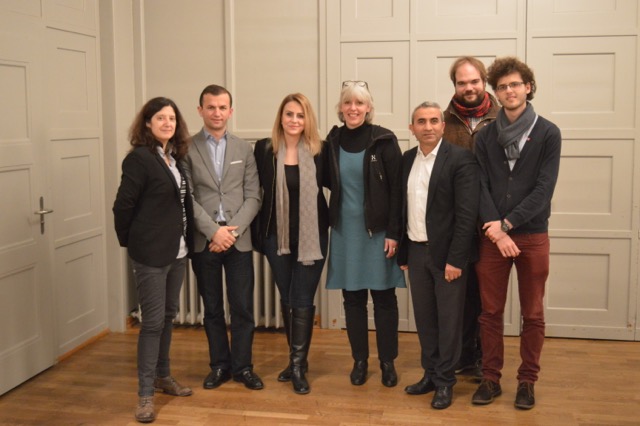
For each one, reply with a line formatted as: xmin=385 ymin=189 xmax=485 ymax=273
xmin=496 ymin=102 xmax=536 ymax=160
xmin=275 ymin=139 xmax=322 ymax=265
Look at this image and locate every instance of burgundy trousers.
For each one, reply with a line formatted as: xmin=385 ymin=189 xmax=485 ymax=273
xmin=475 ymin=232 xmax=550 ymax=384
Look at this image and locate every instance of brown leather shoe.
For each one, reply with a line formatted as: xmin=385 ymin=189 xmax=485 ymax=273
xmin=154 ymin=376 xmax=193 ymax=396
xmin=135 ymin=396 xmax=155 ymax=423
xmin=514 ymin=382 xmax=535 ymax=409
xmin=472 ymin=379 xmax=502 ymax=405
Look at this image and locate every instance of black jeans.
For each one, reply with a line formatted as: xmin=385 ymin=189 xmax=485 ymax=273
xmin=263 ymin=231 xmax=328 ymax=308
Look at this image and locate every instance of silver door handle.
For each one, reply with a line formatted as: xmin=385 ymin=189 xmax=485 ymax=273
xmin=34 ymin=196 xmax=53 ymax=234
xmin=34 ymin=209 xmax=54 ymax=215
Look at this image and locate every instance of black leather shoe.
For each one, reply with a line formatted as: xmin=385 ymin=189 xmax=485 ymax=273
xmin=514 ymin=382 xmax=535 ymax=409
xmin=203 ymin=368 xmax=231 ymax=389
xmin=472 ymin=379 xmax=502 ymax=405
xmin=471 ymin=359 xmax=483 ymax=383
xmin=233 ymin=370 xmax=264 ymax=390
xmin=404 ymin=376 xmax=436 ymax=395
xmin=431 ymin=386 xmax=453 ymax=409
xmin=291 ymin=365 xmax=310 ymax=395
xmin=380 ymin=361 xmax=397 ymax=387
xmin=350 ymin=360 xmax=368 ymax=386
xmin=277 ymin=364 xmax=292 ymax=382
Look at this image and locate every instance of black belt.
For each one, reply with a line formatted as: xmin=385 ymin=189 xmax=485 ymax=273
xmin=411 ymin=240 xmax=429 ymax=246
xmin=215 ymin=221 xmax=227 ymax=226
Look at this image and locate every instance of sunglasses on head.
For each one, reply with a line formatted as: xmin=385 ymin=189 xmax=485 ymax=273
xmin=342 ymin=80 xmax=369 ymax=89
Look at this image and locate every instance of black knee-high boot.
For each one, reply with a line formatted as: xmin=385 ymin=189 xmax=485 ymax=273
xmin=277 ymin=304 xmax=292 ymax=382
xmin=290 ymin=306 xmax=315 ymax=394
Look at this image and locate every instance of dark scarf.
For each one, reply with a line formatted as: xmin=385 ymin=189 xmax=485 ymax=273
xmin=496 ymin=102 xmax=537 ymax=160
xmin=452 ymin=92 xmax=492 ymax=126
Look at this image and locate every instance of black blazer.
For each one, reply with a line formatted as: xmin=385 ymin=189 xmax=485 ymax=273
xmin=113 ymin=146 xmax=194 ymax=267
xmin=397 ymin=139 xmax=479 ymax=270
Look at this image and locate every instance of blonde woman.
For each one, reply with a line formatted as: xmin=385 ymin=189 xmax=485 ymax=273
xmin=324 ymin=81 xmax=405 ymax=387
xmin=253 ymin=93 xmax=329 ymax=394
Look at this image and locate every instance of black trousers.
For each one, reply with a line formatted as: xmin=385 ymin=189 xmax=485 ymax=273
xmin=407 ymin=242 xmax=466 ymax=387
xmin=459 ymin=266 xmax=482 ymax=365
xmin=342 ymin=288 xmax=399 ymax=362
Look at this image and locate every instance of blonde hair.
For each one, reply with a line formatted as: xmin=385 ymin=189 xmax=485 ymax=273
xmin=335 ymin=83 xmax=375 ymax=124
xmin=271 ymin=93 xmax=322 ymax=156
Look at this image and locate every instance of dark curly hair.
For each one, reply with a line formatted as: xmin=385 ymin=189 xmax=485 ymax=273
xmin=128 ymin=97 xmax=190 ymax=161
xmin=487 ymin=57 xmax=537 ymax=101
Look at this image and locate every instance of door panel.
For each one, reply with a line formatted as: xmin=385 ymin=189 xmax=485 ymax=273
xmin=0 ymin=0 xmax=105 ymax=394
xmin=44 ymin=4 xmax=106 ymax=357
xmin=0 ymin=25 xmax=55 ymax=395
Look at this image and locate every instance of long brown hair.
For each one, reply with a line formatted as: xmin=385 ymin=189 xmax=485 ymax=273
xmin=128 ymin=97 xmax=190 ymax=160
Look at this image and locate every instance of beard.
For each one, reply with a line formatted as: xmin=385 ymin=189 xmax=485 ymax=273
xmin=454 ymin=91 xmax=485 ymax=108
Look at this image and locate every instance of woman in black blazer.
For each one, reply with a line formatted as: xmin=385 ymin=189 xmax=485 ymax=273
xmin=113 ymin=97 xmax=194 ymax=423
xmin=253 ymin=93 xmax=329 ymax=395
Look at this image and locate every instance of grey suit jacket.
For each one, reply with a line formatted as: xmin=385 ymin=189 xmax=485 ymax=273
xmin=182 ymin=128 xmax=261 ymax=252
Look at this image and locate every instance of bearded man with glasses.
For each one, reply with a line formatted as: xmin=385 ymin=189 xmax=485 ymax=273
xmin=471 ymin=57 xmax=561 ymax=410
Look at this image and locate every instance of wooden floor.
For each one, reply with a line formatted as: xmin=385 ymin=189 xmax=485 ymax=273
xmin=1 ymin=327 xmax=639 ymax=426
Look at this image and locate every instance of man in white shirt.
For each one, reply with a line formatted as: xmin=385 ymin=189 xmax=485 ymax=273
xmin=397 ymin=102 xmax=479 ymax=409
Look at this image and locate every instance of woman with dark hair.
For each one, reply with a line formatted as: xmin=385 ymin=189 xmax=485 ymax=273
xmin=113 ymin=97 xmax=194 ymax=423
xmin=325 ymin=81 xmax=405 ymax=388
xmin=253 ymin=93 xmax=329 ymax=394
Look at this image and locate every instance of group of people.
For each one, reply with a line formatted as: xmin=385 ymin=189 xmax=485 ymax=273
xmin=113 ymin=55 xmax=561 ymax=423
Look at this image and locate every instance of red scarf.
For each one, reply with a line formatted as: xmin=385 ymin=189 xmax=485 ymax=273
xmin=452 ymin=92 xmax=492 ymax=126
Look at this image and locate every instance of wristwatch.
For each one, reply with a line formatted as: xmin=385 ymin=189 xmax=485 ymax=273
xmin=500 ymin=219 xmax=510 ymax=233
xmin=230 ymin=230 xmax=239 ymax=238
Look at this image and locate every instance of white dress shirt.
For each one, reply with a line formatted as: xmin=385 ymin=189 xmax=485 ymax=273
xmin=407 ymin=140 xmax=442 ymax=242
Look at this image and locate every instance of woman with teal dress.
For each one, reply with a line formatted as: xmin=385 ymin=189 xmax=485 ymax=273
xmin=325 ymin=81 xmax=406 ymax=387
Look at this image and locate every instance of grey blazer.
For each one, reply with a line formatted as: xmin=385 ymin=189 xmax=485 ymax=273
xmin=182 ymin=128 xmax=261 ymax=252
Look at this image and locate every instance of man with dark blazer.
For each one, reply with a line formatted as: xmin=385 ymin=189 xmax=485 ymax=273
xmin=182 ymin=85 xmax=262 ymax=390
xmin=397 ymin=102 xmax=479 ymax=409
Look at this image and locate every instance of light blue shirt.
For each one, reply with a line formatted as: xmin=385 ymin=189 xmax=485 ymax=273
xmin=205 ymin=130 xmax=227 ymax=222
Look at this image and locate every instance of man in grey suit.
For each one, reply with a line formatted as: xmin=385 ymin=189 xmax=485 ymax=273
xmin=182 ymin=84 xmax=263 ymax=390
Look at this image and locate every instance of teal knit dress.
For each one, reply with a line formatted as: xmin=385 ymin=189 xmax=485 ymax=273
xmin=326 ymin=146 xmax=405 ymax=291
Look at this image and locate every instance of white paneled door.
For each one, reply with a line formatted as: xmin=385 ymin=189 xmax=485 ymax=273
xmin=0 ymin=0 xmax=106 ymax=395
xmin=324 ymin=0 xmax=639 ymax=340
xmin=0 ymin=7 xmax=55 ymax=395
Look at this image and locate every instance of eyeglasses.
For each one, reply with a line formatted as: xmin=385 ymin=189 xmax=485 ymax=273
xmin=495 ymin=81 xmax=525 ymax=92
xmin=342 ymin=80 xmax=369 ymax=89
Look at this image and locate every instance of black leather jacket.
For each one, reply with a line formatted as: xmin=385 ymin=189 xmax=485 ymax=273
xmin=325 ymin=123 xmax=403 ymax=241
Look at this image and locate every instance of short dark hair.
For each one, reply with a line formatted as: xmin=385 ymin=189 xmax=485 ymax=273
xmin=487 ymin=57 xmax=537 ymax=101
xmin=449 ymin=56 xmax=487 ymax=85
xmin=199 ymin=84 xmax=233 ymax=107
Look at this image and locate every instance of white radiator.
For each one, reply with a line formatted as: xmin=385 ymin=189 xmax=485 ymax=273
xmin=176 ymin=252 xmax=283 ymax=328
